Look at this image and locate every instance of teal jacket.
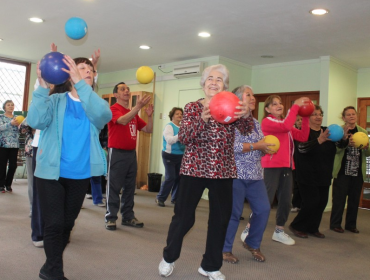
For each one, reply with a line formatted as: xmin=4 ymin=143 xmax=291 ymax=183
xmin=27 ymin=80 xmax=112 ymax=180
xmin=332 ymin=125 xmax=370 ymax=181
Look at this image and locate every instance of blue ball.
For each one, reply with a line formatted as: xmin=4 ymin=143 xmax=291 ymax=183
xmin=327 ymin=124 xmax=344 ymax=142
xmin=65 ymin=17 xmax=88 ymax=40
xmin=39 ymin=52 xmax=70 ymax=85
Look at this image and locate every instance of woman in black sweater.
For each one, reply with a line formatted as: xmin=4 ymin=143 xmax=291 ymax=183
xmin=289 ymin=105 xmax=338 ymax=238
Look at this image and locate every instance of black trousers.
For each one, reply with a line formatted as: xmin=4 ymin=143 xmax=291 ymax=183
xmin=0 ymin=147 xmax=18 ymax=188
xmin=291 ymin=170 xmax=302 ymax=208
xmin=163 ymin=175 xmax=233 ymax=272
xmin=37 ymin=177 xmax=89 ymax=278
xmin=330 ymin=174 xmax=363 ymax=229
xmin=290 ymin=183 xmax=329 ymax=233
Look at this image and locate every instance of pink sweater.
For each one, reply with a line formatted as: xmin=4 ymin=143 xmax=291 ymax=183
xmin=261 ymin=104 xmax=309 ymax=169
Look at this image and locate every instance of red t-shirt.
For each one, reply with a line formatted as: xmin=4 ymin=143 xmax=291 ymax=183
xmin=108 ymin=103 xmax=147 ymax=150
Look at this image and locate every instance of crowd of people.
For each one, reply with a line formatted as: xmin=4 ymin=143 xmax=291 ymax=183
xmin=1 ymin=59 xmax=369 ymax=280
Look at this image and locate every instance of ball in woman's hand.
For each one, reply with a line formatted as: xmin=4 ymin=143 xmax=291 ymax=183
xmin=298 ymin=100 xmax=315 ymax=117
xmin=209 ymin=91 xmax=241 ymax=124
xmin=352 ymin=132 xmax=369 ymax=149
xmin=264 ymin=135 xmax=280 ymax=154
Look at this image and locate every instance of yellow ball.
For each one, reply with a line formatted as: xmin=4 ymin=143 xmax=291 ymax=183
xmin=15 ymin=115 xmax=25 ymax=124
xmin=264 ymin=135 xmax=280 ymax=154
xmin=352 ymin=132 xmax=369 ymax=149
xmin=136 ymin=66 xmax=154 ymax=84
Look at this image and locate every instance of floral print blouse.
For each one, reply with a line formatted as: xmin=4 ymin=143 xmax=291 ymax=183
xmin=0 ymin=114 xmax=20 ymax=148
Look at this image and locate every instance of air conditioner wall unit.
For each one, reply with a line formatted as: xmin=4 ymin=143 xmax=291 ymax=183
xmin=173 ymin=62 xmax=204 ymax=79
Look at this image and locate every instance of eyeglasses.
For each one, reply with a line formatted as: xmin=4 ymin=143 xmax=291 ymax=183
xmin=311 ymin=113 xmax=323 ymax=117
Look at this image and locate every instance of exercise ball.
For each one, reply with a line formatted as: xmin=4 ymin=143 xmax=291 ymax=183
xmin=352 ymin=132 xmax=369 ymax=149
xmin=264 ymin=135 xmax=280 ymax=154
xmin=65 ymin=17 xmax=88 ymax=40
xmin=39 ymin=52 xmax=70 ymax=85
xmin=15 ymin=115 xmax=25 ymax=124
xmin=209 ymin=91 xmax=241 ymax=124
xmin=136 ymin=66 xmax=154 ymax=84
xmin=298 ymin=100 xmax=315 ymax=117
xmin=327 ymin=124 xmax=344 ymax=142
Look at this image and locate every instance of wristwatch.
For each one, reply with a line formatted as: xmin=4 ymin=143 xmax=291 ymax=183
xmin=250 ymin=143 xmax=254 ymax=151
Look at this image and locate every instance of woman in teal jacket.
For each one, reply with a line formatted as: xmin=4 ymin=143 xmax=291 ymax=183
xmin=27 ymin=56 xmax=111 ymax=280
xmin=330 ymin=106 xmax=370 ymax=234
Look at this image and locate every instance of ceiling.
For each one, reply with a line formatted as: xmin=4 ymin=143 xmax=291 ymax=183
xmin=1 ymin=0 xmax=370 ymax=73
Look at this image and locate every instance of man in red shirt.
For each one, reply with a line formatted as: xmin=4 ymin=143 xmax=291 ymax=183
xmin=105 ymin=82 xmax=153 ymax=230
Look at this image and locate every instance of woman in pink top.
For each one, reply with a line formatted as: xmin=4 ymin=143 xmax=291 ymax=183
xmin=261 ymin=95 xmax=310 ymax=246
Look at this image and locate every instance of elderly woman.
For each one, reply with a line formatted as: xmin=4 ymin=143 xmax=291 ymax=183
xmin=158 ymin=64 xmax=253 ymax=280
xmin=289 ymin=105 xmax=337 ymax=238
xmin=222 ymin=85 xmax=271 ymax=264
xmin=155 ymin=107 xmax=185 ymax=207
xmin=0 ymin=100 xmax=21 ymax=193
xmin=330 ymin=106 xmax=370 ymax=234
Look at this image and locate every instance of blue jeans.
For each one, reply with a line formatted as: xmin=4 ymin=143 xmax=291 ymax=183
xmin=90 ymin=176 xmax=103 ymax=204
xmin=156 ymin=151 xmax=183 ymax=202
xmin=223 ymin=179 xmax=270 ymax=251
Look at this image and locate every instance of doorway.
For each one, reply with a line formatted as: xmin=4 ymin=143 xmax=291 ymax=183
xmin=357 ymin=98 xmax=370 ymax=209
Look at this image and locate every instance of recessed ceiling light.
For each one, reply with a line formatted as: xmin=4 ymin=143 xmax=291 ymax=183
xmin=261 ymin=55 xmax=274 ymax=58
xmin=198 ymin=32 xmax=211 ymax=38
xmin=139 ymin=45 xmax=151 ymax=50
xmin=0 ymin=38 xmax=3 ymax=42
xmin=310 ymin=9 xmax=329 ymax=15
xmin=29 ymin=17 xmax=44 ymax=23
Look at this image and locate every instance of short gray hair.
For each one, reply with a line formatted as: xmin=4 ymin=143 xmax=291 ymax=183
xmin=200 ymin=64 xmax=229 ymax=90
xmin=232 ymin=85 xmax=253 ymax=100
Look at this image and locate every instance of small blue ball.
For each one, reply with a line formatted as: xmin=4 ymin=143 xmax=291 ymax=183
xmin=65 ymin=17 xmax=88 ymax=40
xmin=327 ymin=124 xmax=344 ymax=142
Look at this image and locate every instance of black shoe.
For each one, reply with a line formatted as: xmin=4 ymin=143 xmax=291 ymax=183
xmin=121 ymin=218 xmax=144 ymax=228
xmin=39 ymin=270 xmax=66 ymax=280
xmin=155 ymin=198 xmax=165 ymax=207
xmin=345 ymin=227 xmax=360 ymax=233
xmin=5 ymin=186 xmax=12 ymax=192
xmin=0 ymin=187 xmax=5 ymax=193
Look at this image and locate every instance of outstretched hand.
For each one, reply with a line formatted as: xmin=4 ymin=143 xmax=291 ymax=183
xmin=136 ymin=94 xmax=151 ymax=110
xmin=51 ymin=43 xmax=57 ymax=52
xmin=318 ymin=128 xmax=330 ymax=144
xmin=36 ymin=61 xmax=49 ymax=89
xmin=235 ymin=93 xmax=251 ymax=119
xmin=145 ymin=104 xmax=154 ymax=117
xmin=91 ymin=49 xmax=100 ymax=73
xmin=62 ymin=55 xmax=82 ymax=84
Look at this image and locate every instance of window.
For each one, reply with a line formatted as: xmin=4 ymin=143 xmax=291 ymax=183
xmin=0 ymin=58 xmax=31 ymax=112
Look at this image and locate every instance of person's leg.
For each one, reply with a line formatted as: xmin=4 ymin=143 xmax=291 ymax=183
xmin=309 ymin=185 xmax=330 ymax=233
xmin=245 ymin=180 xmax=270 ymax=249
xmin=90 ymin=176 xmax=103 ymax=205
xmin=263 ymin=168 xmax=280 ymax=206
xmin=105 ymin=148 xmax=127 ymax=223
xmin=31 ymin=147 xmax=44 ymax=242
xmin=290 ymin=183 xmax=319 ymax=232
xmin=157 ymin=151 xmax=177 ymax=203
xmin=120 ymin=151 xmax=137 ymax=221
xmin=26 ymin=156 xmax=33 ymax=213
xmin=330 ymin=175 xmax=350 ymax=229
xmin=201 ymin=178 xmax=233 ymax=272
xmin=59 ymin=178 xmax=89 ymax=249
xmin=291 ymin=170 xmax=301 ymax=209
xmin=4 ymin=148 xmax=18 ymax=190
xmin=275 ymin=168 xmax=293 ymax=227
xmin=223 ymin=179 xmax=246 ymax=253
xmin=0 ymin=147 xmax=8 ymax=190
xmin=37 ymin=178 xmax=67 ymax=279
xmin=170 ymin=155 xmax=183 ymax=203
xmin=345 ymin=175 xmax=363 ymax=230
xmin=163 ymin=176 xmax=205 ymax=263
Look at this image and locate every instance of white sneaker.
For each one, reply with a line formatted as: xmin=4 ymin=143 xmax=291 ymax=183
xmin=33 ymin=241 xmax=44 ymax=248
xmin=291 ymin=207 xmax=300 ymax=212
xmin=272 ymin=231 xmax=295 ymax=245
xmin=86 ymin=194 xmax=92 ymax=199
xmin=198 ymin=267 xmax=225 ymax=280
xmin=94 ymin=202 xmax=106 ymax=207
xmin=159 ymin=258 xmax=175 ymax=277
xmin=240 ymin=226 xmax=249 ymax=242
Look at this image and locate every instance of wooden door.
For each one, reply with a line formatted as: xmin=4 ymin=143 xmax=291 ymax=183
xmin=357 ymin=98 xmax=370 ymax=209
xmin=253 ymin=91 xmax=320 ymax=122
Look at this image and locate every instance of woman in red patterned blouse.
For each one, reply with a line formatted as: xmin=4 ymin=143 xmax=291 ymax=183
xmin=159 ymin=64 xmax=254 ymax=280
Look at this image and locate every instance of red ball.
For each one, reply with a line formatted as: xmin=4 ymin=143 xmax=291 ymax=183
xmin=209 ymin=91 xmax=241 ymax=124
xmin=298 ymin=100 xmax=315 ymax=117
